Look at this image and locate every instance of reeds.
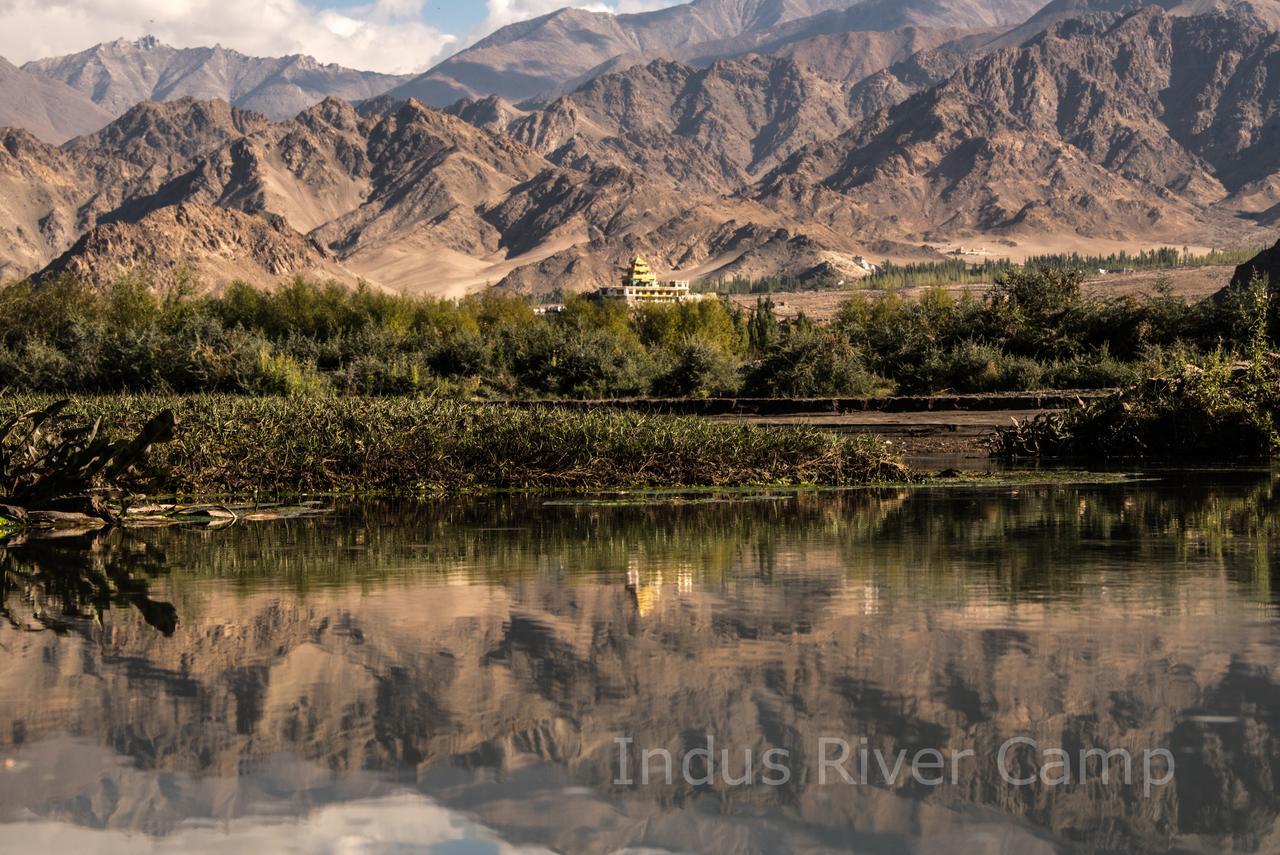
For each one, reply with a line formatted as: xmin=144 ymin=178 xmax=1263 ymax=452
xmin=0 ymin=395 xmax=910 ymax=496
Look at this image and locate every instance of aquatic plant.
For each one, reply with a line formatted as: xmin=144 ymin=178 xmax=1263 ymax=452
xmin=0 ymin=395 xmax=910 ymax=496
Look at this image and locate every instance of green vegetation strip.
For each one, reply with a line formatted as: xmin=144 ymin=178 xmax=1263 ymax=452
xmin=916 ymin=470 xmax=1135 ymax=487
xmin=993 ymin=357 xmax=1280 ymax=461
xmin=0 ymin=395 xmax=909 ymax=497
xmin=0 ymin=262 xmax=1269 ymax=401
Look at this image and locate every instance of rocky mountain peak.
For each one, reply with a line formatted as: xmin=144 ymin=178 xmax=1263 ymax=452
xmin=292 ymin=96 xmax=365 ymax=133
xmin=389 ymin=0 xmax=1046 ymax=107
xmin=37 ymin=202 xmax=357 ymax=287
xmin=1 ymin=126 xmax=51 ymax=157
xmin=3 ymin=4 xmax=1280 ymax=296
xmin=22 ymin=38 xmax=410 ymax=123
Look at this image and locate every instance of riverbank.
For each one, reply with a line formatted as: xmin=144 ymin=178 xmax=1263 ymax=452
xmin=0 ymin=395 xmax=910 ymax=498
xmin=993 ymin=359 xmax=1280 ymax=461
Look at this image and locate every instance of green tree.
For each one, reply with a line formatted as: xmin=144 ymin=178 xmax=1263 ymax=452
xmin=743 ymin=326 xmax=884 ymax=397
xmin=748 ymin=297 xmax=780 ymax=354
xmin=652 ymin=338 xmax=742 ymax=398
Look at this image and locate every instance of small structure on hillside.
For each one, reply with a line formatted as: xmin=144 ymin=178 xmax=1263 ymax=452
xmin=853 ymin=255 xmax=881 ymax=274
xmin=594 ymin=256 xmax=696 ymax=306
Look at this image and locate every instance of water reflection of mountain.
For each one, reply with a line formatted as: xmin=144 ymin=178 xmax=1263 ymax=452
xmin=1 ymin=477 xmax=1279 ymax=853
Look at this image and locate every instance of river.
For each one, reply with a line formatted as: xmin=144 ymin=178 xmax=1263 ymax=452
xmin=1 ymin=474 xmax=1278 ymax=853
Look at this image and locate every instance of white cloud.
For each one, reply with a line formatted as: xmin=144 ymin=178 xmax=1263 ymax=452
xmin=613 ymin=0 xmax=687 ymax=12
xmin=0 ymin=0 xmax=457 ymax=74
xmin=472 ymin=0 xmax=684 ymax=41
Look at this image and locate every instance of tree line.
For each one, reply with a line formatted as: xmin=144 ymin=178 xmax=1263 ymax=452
xmin=0 ymin=267 xmax=1271 ymax=398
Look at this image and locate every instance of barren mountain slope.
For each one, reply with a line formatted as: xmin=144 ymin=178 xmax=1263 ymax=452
xmin=542 ymin=21 xmax=994 ymax=102
xmin=0 ymin=99 xmax=274 ymax=282
xmin=131 ymin=98 xmax=383 ymax=236
xmin=390 ymin=0 xmax=1047 ymax=106
xmin=813 ymin=0 xmax=1280 ymax=136
xmin=62 ymin=98 xmax=274 ymax=227
xmin=0 ymin=57 xmax=113 ymax=144
xmin=1026 ymin=0 xmax=1280 ymax=28
xmin=0 ymin=129 xmax=98 ymax=279
xmin=23 ymin=36 xmax=410 ymax=121
xmin=117 ymin=94 xmax=880 ymax=293
xmin=38 ymin=202 xmax=359 ymax=287
xmin=318 ymin=102 xmax=850 ymax=292
xmin=767 ymin=25 xmax=989 ymax=81
xmin=307 ymin=99 xmax=561 ymax=275
xmin=756 ymin=8 xmax=1280 ymax=244
xmin=494 ymin=200 xmax=877 ymax=293
xmin=490 ymin=56 xmax=862 ymax=193
xmin=0 ymin=98 xmax=371 ymax=282
xmin=102 ymin=98 xmax=649 ymax=292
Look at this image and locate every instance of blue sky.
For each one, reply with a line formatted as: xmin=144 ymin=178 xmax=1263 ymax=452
xmin=306 ymin=0 xmax=683 ymax=46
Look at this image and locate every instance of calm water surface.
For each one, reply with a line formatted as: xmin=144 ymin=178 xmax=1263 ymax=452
xmin=2 ymin=474 xmax=1280 ymax=854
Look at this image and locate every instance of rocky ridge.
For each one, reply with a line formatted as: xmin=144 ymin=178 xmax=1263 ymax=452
xmin=0 ymin=7 xmax=1278 ymax=294
xmin=39 ymin=202 xmax=357 ymax=287
xmin=22 ymin=36 xmax=411 ymax=122
xmin=753 ymin=8 xmax=1280 ymax=242
xmin=390 ymin=0 xmax=1051 ymax=107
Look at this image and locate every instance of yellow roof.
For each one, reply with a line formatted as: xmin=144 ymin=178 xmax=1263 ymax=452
xmin=624 ymin=255 xmax=657 ymax=286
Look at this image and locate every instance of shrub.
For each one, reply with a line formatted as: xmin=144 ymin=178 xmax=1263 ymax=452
xmin=744 ymin=327 xmax=885 ymax=397
xmin=552 ymin=329 xmax=653 ymax=398
xmin=0 ymin=266 xmax=1264 ymax=400
xmin=993 ymin=355 xmax=1280 ymax=460
xmin=1043 ymin=348 xmax=1140 ymax=390
xmin=342 ymin=354 xmax=437 ymax=395
xmin=4 ymin=339 xmax=77 ymax=392
xmin=652 ymin=338 xmax=742 ymax=398
xmin=237 ymin=348 xmax=330 ymax=396
xmin=429 ymin=332 xmax=488 ymax=378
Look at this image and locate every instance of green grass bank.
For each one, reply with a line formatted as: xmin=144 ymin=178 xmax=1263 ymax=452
xmin=0 ymin=394 xmax=909 ymax=497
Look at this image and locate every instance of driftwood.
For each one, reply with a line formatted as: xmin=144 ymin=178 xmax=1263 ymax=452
xmin=0 ymin=401 xmax=175 ymax=532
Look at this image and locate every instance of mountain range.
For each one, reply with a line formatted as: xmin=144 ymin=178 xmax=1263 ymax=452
xmin=11 ymin=36 xmax=411 ymax=132
xmin=389 ymin=0 xmax=1049 ymax=106
xmin=1 ymin=1 xmax=1279 ymax=294
xmin=0 ymin=57 xmax=113 ymax=144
